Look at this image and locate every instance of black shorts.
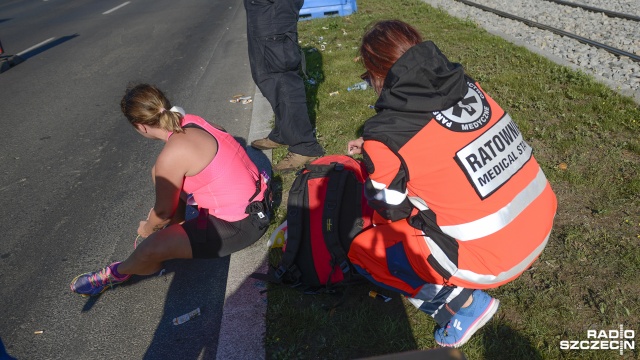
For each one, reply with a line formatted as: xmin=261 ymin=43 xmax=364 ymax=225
xmin=181 ymin=207 xmax=268 ymax=259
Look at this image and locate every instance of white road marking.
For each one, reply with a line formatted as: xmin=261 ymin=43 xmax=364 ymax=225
xmin=16 ymin=37 xmax=55 ymax=56
xmin=103 ymin=1 xmax=130 ymax=15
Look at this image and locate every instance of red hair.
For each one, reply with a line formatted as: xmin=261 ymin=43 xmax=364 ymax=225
xmin=360 ymin=20 xmax=423 ymax=93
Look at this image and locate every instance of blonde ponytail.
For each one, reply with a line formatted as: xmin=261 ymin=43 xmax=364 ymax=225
xmin=121 ymin=84 xmax=185 ymax=133
xmin=158 ymin=110 xmax=184 ymax=133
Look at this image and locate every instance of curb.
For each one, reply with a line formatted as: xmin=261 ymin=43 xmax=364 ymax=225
xmin=215 ymin=86 xmax=273 ymax=360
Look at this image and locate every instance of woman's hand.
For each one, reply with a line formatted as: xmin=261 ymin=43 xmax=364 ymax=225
xmin=137 ymin=208 xmax=163 ymax=238
xmin=137 ymin=220 xmax=153 ymax=238
xmin=347 ymin=137 xmax=365 ymax=155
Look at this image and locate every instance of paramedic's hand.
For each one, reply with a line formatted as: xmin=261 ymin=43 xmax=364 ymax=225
xmin=347 ymin=137 xmax=364 ymax=155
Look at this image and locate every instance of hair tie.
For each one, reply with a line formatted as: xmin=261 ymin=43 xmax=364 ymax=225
xmin=159 ymin=108 xmax=166 ymax=114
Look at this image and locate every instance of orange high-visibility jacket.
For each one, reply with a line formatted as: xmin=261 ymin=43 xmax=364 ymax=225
xmin=360 ymin=41 xmax=557 ymax=289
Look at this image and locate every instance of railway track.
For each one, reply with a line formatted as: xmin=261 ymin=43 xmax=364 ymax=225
xmin=454 ymin=0 xmax=640 ymax=62
xmin=422 ymin=0 xmax=640 ymax=101
xmin=543 ymin=0 xmax=640 ymax=22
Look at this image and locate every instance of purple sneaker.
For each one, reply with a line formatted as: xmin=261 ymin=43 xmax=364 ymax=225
xmin=70 ymin=262 xmax=131 ymax=297
xmin=434 ymin=290 xmax=499 ymax=348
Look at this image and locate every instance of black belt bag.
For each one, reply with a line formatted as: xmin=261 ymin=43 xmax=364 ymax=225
xmin=245 ymin=172 xmax=273 ymax=230
xmin=245 ymin=200 xmax=270 ymax=230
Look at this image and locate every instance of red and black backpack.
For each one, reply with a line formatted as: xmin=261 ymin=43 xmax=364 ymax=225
xmin=262 ymin=155 xmax=374 ymax=293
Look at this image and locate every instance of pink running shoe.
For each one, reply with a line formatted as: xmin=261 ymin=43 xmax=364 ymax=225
xmin=70 ymin=262 xmax=131 ymax=297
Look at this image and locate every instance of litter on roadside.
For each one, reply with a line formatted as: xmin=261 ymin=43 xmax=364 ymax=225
xmin=267 ymin=220 xmax=287 ymax=248
xmin=34 ymin=330 xmax=44 ymax=335
xmin=329 ymin=91 xmax=339 ymax=96
xmin=230 ymin=95 xmax=252 ymax=104
xmin=369 ymin=290 xmax=392 ymax=302
xmin=347 ymin=81 xmax=368 ymax=91
xmin=172 ymin=308 xmax=201 ymax=325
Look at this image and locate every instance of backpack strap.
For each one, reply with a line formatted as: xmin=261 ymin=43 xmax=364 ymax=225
xmin=273 ymin=170 xmax=310 ymax=283
xmin=321 ymin=163 xmax=352 ymax=285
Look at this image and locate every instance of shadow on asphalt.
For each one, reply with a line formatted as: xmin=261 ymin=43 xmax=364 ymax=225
xmin=142 ymin=258 xmax=230 ymax=360
xmin=17 ymin=34 xmax=79 ymax=60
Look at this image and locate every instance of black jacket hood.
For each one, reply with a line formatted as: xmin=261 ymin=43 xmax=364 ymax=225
xmin=375 ymin=41 xmax=467 ymax=113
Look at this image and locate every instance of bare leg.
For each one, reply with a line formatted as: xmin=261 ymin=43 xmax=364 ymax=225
xmin=117 ymin=224 xmax=192 ymax=276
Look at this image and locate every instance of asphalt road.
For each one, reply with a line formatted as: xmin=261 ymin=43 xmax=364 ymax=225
xmin=0 ymin=0 xmax=263 ymax=358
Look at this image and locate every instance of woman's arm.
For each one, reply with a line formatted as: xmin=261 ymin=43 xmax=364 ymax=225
xmin=169 ymin=194 xmax=187 ymax=225
xmin=138 ymin=143 xmax=190 ymax=237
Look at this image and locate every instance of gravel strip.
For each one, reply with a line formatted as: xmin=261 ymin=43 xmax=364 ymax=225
xmin=560 ymin=0 xmax=640 ymax=16
xmin=421 ymin=0 xmax=640 ymax=103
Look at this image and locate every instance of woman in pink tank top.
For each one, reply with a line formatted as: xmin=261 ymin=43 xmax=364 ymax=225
xmin=70 ymin=84 xmax=271 ymax=297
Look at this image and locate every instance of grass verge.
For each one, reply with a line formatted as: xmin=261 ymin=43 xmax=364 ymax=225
xmin=263 ymin=0 xmax=640 ymax=358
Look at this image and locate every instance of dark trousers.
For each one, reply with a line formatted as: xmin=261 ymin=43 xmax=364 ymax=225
xmin=244 ymin=0 xmax=324 ymax=157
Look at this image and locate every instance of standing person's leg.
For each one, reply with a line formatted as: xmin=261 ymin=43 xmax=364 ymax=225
xmin=271 ymin=56 xmax=323 ymax=158
xmin=244 ymin=0 xmax=277 ymax=103
xmin=244 ymin=0 xmax=323 ymax=171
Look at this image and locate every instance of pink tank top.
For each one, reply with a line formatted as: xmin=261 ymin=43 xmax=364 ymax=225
xmin=168 ymin=115 xmax=265 ymax=222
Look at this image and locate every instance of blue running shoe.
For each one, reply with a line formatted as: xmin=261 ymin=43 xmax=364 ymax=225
xmin=70 ymin=262 xmax=131 ymax=297
xmin=434 ymin=290 xmax=499 ymax=348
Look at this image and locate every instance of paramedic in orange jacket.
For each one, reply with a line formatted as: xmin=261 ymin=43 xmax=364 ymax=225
xmin=346 ymin=20 xmax=557 ymax=348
